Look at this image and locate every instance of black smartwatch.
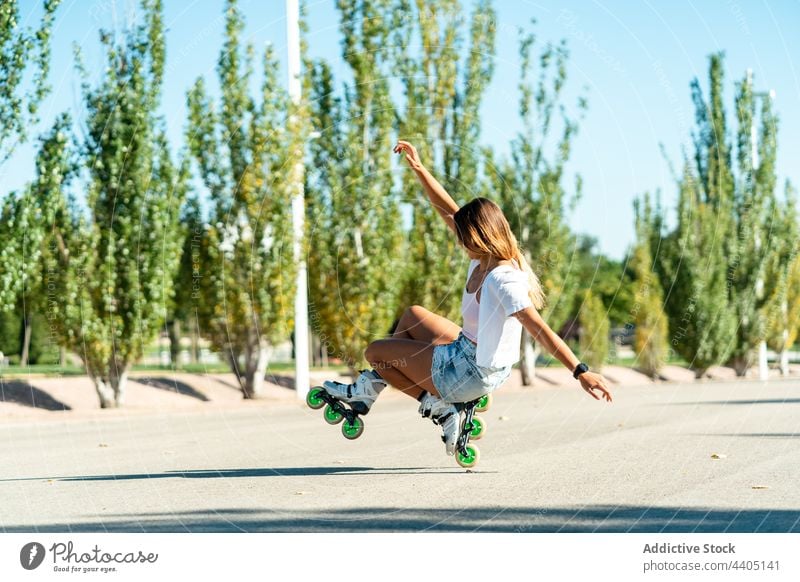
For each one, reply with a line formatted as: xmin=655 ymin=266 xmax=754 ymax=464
xmin=573 ymin=362 xmax=589 ymax=379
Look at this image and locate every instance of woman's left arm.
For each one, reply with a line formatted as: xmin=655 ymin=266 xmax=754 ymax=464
xmin=513 ymin=306 xmax=613 ymax=403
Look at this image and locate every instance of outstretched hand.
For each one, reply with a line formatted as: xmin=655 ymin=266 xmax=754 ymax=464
xmin=393 ymin=140 xmax=423 ymax=171
xmin=578 ymin=371 xmax=613 ymax=402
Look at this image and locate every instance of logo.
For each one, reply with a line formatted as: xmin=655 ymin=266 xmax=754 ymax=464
xmin=20 ymin=542 xmax=46 ymax=570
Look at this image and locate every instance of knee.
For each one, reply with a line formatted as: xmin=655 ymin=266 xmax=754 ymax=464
xmin=405 ymin=304 xmax=427 ymax=321
xmin=364 ymin=341 xmax=381 ymax=365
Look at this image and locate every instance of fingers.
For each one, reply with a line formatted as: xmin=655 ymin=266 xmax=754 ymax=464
xmin=583 ymin=382 xmax=613 ymax=402
xmin=393 ymin=140 xmax=416 ymax=155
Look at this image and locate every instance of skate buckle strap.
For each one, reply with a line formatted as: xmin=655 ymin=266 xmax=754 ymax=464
xmin=433 ymin=411 xmax=454 ymax=425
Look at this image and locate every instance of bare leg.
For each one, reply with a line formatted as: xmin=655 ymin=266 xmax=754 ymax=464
xmin=392 ymin=305 xmax=460 ymax=344
xmin=374 ymin=365 xmax=428 ymax=400
xmin=365 ymin=338 xmax=440 ymax=399
xmin=375 ymin=305 xmax=459 ymax=400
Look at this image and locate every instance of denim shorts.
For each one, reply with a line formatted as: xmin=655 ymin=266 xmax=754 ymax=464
xmin=431 ymin=332 xmax=512 ymax=404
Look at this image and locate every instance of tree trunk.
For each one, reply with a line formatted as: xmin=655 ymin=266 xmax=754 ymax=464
xmin=59 ymin=347 xmax=67 ymax=367
xmin=93 ymin=377 xmax=116 ymax=408
xmin=19 ymin=314 xmax=32 ymax=367
xmin=168 ymin=319 xmax=181 ymax=368
xmin=191 ymin=317 xmax=199 ymax=363
xmin=242 ymin=340 xmax=271 ymax=399
xmin=227 ymin=349 xmax=245 ymax=391
xmin=108 ymin=361 xmax=129 ymax=407
xmin=694 ymin=367 xmax=709 ymax=380
xmin=729 ymin=354 xmax=751 ymax=377
xmin=779 ymin=327 xmax=789 ymax=377
xmin=519 ymin=330 xmax=536 ymax=386
xmin=779 ymin=348 xmax=789 ymax=377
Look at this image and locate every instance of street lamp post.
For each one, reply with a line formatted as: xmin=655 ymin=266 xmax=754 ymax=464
xmin=287 ymin=0 xmax=310 ymax=400
xmin=747 ymin=69 xmax=776 ymax=382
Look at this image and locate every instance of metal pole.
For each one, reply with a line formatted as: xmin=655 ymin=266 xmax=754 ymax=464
xmin=287 ymin=0 xmax=310 ymax=400
xmin=750 ymin=79 xmax=775 ymax=382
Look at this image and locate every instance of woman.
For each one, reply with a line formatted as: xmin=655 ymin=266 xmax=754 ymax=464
xmin=322 ymin=140 xmax=613 ymax=455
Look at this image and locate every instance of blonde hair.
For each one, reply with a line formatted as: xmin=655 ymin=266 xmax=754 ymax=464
xmin=454 ymin=197 xmax=546 ymax=310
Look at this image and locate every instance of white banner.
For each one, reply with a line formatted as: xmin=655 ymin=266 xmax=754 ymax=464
xmin=1 ymin=533 xmax=797 ymax=581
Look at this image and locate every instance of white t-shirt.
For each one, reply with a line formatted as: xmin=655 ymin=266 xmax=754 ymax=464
xmin=464 ymin=259 xmax=533 ymax=369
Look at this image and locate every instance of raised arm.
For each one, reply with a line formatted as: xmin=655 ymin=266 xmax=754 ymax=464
xmin=394 ymin=140 xmax=459 ymax=233
xmin=513 ymin=306 xmax=613 ymax=402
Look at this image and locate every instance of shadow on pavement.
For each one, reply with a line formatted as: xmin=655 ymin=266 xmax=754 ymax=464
xmin=699 ymin=432 xmax=800 ymax=439
xmin=673 ymin=398 xmax=800 ymax=406
xmin=0 ymin=466 xmax=479 ymax=483
xmin=4 ymin=505 xmax=798 ymax=533
xmin=0 ymin=380 xmax=72 ymax=411
xmin=265 ymin=375 xmax=297 ymax=391
xmin=134 ymin=376 xmax=210 ymax=401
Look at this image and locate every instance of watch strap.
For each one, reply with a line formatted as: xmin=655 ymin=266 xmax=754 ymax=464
xmin=573 ymin=362 xmax=589 ymax=379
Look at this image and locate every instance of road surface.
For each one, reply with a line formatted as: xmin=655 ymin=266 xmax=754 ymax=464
xmin=1 ymin=378 xmax=799 ymax=532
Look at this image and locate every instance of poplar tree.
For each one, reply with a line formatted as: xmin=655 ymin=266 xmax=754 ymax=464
xmin=724 ymin=71 xmax=782 ymax=375
xmin=392 ymin=0 xmax=497 ymax=321
xmin=660 ymin=164 xmax=738 ymax=377
xmin=305 ymin=0 xmax=404 ymax=371
xmin=0 ymin=0 xmax=61 ymax=359
xmin=657 ymin=54 xmax=794 ymax=377
xmin=0 ymin=0 xmax=60 ymax=164
xmin=186 ymin=0 xmax=305 ymax=397
xmin=0 ymin=115 xmax=73 ymax=363
xmin=762 ymin=181 xmax=800 ymax=375
xmin=167 ymin=196 xmax=203 ymax=366
xmin=42 ymin=0 xmax=187 ymax=407
xmin=658 ymin=53 xmax=738 ymax=377
xmin=578 ymin=289 xmax=609 ymax=370
xmin=484 ymin=22 xmax=586 ymax=384
xmin=631 ymin=192 xmax=668 ymax=378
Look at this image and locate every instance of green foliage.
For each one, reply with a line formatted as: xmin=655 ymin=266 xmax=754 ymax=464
xmin=393 ymin=0 xmax=497 ymax=321
xmin=630 ymin=192 xmax=668 ymax=377
xmin=0 ymin=0 xmax=60 ymax=163
xmin=0 ymin=310 xmax=19 ymax=356
xmin=578 ymin=289 xmax=609 ymax=370
xmin=762 ymin=181 xmax=800 ymax=352
xmin=487 ymin=21 xmax=587 ymax=334
xmin=656 ymin=54 xmax=739 ymax=377
xmin=0 ymin=310 xmax=58 ymax=364
xmin=0 ymin=112 xmax=73 ymax=310
xmin=186 ymin=0 xmax=304 ymax=396
xmin=171 ymin=195 xmax=203 ymax=324
xmin=659 ymin=164 xmax=738 ymax=376
xmin=43 ymin=0 xmax=187 ymax=406
xmin=723 ymin=68 xmax=783 ymax=374
xmin=655 ymin=53 xmax=795 ymax=377
xmin=0 ymin=113 xmax=74 ymax=370
xmin=305 ymin=30 xmax=404 ymax=369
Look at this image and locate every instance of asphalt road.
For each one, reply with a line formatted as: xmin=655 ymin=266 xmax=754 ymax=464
xmin=2 ymin=378 xmax=799 ymax=532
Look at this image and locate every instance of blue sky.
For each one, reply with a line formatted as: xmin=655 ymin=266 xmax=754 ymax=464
xmin=4 ymin=0 xmax=799 ymax=260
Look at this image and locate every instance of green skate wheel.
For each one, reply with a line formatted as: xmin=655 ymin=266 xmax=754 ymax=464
xmin=324 ymin=404 xmax=344 ymax=425
xmin=475 ymin=393 xmax=492 ymax=412
xmin=456 ymin=443 xmax=480 ymax=468
xmin=306 ymin=387 xmax=326 ymax=410
xmin=469 ymin=415 xmax=486 ymax=440
xmin=341 ymin=416 xmax=364 ymax=440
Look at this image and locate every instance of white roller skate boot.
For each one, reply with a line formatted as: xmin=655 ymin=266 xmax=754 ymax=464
xmin=322 ymin=369 xmax=387 ymax=415
xmin=418 ymin=392 xmax=460 ymax=456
